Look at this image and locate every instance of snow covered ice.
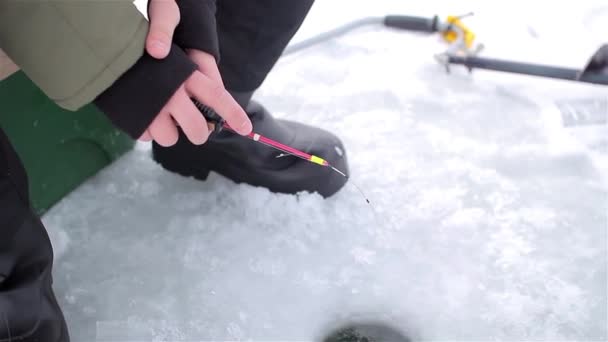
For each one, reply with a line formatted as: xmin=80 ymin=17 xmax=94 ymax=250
xmin=43 ymin=0 xmax=606 ymax=340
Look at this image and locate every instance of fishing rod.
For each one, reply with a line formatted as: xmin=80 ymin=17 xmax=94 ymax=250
xmin=193 ymin=101 xmax=349 ymax=179
xmin=192 ymin=100 xmax=371 ymax=203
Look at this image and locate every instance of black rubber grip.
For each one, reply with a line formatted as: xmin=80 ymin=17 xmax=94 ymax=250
xmin=192 ymin=99 xmax=225 ymax=133
xmin=383 ymin=15 xmax=438 ymax=33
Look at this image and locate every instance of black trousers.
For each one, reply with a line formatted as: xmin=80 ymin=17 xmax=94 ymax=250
xmin=0 ymin=1 xmax=313 ymax=340
xmin=0 ymin=129 xmax=69 ymax=341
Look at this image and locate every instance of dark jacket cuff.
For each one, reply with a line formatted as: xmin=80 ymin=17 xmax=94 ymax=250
xmin=174 ymin=0 xmax=220 ymax=62
xmin=94 ymin=44 xmax=197 ymax=139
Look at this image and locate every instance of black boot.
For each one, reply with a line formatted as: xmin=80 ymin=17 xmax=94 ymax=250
xmin=152 ymin=101 xmax=349 ymax=198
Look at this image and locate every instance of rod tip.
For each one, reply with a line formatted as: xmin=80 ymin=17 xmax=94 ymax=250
xmin=330 ymin=165 xmax=348 ymax=178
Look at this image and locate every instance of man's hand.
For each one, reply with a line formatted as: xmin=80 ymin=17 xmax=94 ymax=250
xmin=145 ymin=0 xmax=180 ymax=59
xmin=139 ymin=71 xmax=253 ymax=146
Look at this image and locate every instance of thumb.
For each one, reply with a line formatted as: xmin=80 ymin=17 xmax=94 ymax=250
xmin=146 ymin=0 xmax=180 ymax=59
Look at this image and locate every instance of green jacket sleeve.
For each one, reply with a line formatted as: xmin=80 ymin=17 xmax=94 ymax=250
xmin=0 ymin=0 xmax=148 ymax=111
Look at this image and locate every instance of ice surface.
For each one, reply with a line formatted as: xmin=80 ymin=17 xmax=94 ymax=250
xmin=43 ymin=0 xmax=606 ymax=340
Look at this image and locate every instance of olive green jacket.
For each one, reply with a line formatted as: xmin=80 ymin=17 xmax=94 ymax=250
xmin=0 ymin=0 xmax=148 ymax=111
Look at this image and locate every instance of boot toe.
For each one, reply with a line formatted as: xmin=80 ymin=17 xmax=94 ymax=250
xmin=279 ymin=120 xmax=349 ymax=198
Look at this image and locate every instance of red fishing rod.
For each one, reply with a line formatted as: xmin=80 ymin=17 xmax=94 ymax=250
xmin=193 ymin=100 xmax=348 ymax=178
xmin=192 ymin=100 xmax=370 ymax=203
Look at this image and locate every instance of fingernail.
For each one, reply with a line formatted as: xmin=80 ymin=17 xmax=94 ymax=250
xmin=151 ymin=40 xmax=167 ymax=52
xmin=240 ymin=120 xmax=252 ymax=134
